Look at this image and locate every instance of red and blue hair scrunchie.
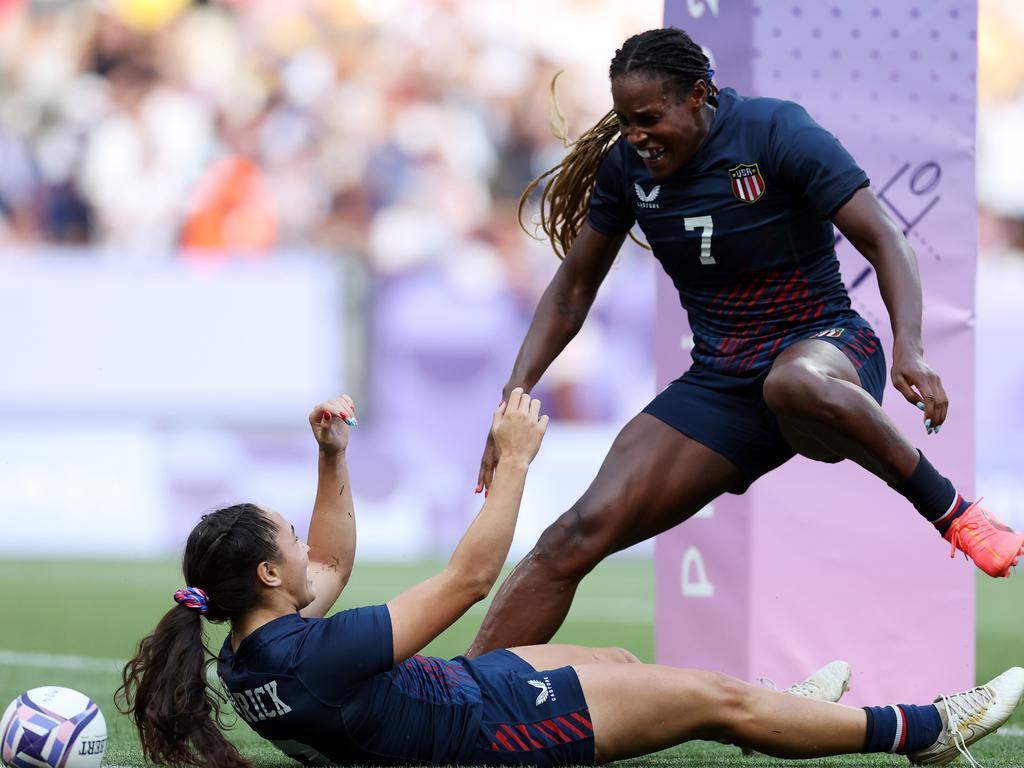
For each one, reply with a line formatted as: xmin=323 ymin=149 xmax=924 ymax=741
xmin=174 ymin=586 xmax=209 ymax=614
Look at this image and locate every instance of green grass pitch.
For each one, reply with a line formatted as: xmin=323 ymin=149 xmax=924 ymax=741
xmin=0 ymin=558 xmax=1020 ymax=767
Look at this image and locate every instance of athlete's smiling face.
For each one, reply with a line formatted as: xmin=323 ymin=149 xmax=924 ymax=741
xmin=611 ymin=72 xmax=711 ymax=178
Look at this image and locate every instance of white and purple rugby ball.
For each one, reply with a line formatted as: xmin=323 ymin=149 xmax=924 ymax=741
xmin=1 ymin=687 xmax=106 ymax=768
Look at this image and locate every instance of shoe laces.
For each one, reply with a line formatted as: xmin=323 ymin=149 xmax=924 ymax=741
xmin=786 ymin=680 xmax=821 ymax=697
xmin=947 ymin=498 xmax=987 ymax=560
xmin=758 ymin=676 xmax=821 ymax=697
xmin=937 ymin=684 xmax=997 ymax=768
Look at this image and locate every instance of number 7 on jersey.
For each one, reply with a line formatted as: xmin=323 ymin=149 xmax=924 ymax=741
xmin=684 ymin=215 xmax=715 ymax=265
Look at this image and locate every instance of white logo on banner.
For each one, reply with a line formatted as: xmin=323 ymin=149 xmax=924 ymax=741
xmin=681 ymin=546 xmax=714 ymax=598
xmin=686 ymin=0 xmax=719 ymax=18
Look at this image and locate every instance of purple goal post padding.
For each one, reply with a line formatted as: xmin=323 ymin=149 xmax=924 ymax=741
xmin=654 ymin=0 xmax=976 ymax=705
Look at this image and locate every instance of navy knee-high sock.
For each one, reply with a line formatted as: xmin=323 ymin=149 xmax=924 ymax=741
xmin=889 ymin=451 xmax=971 ymax=535
xmin=862 ymin=704 xmax=944 ymax=754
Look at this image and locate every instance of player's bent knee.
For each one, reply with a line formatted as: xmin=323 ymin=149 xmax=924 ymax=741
xmin=694 ymin=671 xmax=755 ymax=740
xmin=598 ymin=647 xmax=641 ymax=664
xmin=614 ymin=647 xmax=641 ymax=664
xmin=763 ymin=363 xmax=831 ymax=420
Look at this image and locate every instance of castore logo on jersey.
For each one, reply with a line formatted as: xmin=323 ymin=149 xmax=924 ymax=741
xmin=634 ymin=183 xmax=661 ymax=209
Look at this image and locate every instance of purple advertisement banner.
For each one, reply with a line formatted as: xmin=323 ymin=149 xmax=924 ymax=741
xmin=655 ymin=1 xmax=976 ymax=703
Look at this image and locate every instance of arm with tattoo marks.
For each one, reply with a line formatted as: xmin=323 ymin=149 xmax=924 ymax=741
xmin=302 ymin=394 xmax=358 ymax=618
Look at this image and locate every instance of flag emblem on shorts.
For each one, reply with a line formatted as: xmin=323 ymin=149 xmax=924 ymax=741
xmin=729 ymin=163 xmax=765 ymax=203
xmin=812 ymin=328 xmax=845 ymax=338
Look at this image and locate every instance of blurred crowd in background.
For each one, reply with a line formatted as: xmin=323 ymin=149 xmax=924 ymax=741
xmin=978 ymin=0 xmax=1024 ymax=256
xmin=1 ymin=0 xmax=1022 ymax=259
xmin=0 ymin=0 xmax=638 ymax=265
xmin=0 ymin=0 xmax=664 ymax=424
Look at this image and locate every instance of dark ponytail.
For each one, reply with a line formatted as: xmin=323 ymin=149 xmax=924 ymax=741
xmin=116 ymin=504 xmax=280 ymax=768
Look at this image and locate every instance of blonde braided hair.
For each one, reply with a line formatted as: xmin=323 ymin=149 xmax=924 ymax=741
xmin=517 ymin=72 xmax=622 ymax=260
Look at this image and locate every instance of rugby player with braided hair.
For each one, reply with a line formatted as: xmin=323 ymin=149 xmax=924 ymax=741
xmin=468 ymin=27 xmax=1024 ymax=659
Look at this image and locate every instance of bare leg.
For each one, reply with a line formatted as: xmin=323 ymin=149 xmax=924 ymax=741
xmin=576 ymin=663 xmax=867 ymax=763
xmin=466 ymin=414 xmax=742 ymax=657
xmin=506 ymin=644 xmax=640 ymax=670
xmin=763 ymin=339 xmax=919 ymax=482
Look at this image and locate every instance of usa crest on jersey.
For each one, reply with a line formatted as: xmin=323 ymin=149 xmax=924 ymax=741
xmin=729 ymin=163 xmax=765 ymax=203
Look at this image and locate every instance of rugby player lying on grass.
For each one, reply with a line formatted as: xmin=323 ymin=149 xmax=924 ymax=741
xmin=118 ymin=389 xmax=1023 ymax=768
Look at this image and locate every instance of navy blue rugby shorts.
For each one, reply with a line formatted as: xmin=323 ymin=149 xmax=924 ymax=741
xmin=454 ymin=649 xmax=595 ymax=767
xmin=643 ymin=325 xmax=886 ymax=494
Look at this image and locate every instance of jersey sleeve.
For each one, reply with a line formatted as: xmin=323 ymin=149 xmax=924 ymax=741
xmin=766 ymin=101 xmax=869 ymax=219
xmin=294 ymin=604 xmax=393 ymax=701
xmin=586 ymin=140 xmax=636 ymax=236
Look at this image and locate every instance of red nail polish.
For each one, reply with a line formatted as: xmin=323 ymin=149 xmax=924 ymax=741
xmin=339 ymin=411 xmax=348 ymax=420
xmin=499 ymin=400 xmax=505 ymax=409
xmin=323 ymin=411 xmax=331 ymax=421
xmin=484 ymin=489 xmax=489 ymax=498
xmin=475 ymin=484 xmax=482 ymax=494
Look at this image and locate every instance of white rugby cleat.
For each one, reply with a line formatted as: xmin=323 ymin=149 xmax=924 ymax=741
xmin=908 ymin=666 xmax=1024 ymax=767
xmin=784 ymin=659 xmax=852 ymax=702
xmin=742 ymin=660 xmax=852 ymax=757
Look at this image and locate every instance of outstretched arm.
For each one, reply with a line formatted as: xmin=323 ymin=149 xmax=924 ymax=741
xmin=505 ymin=224 xmax=625 ymax=395
xmin=390 ymin=389 xmax=548 ymax=663
xmin=833 ymin=187 xmax=947 ymax=431
xmin=477 ymin=224 xmax=624 ymax=493
xmin=301 ymin=394 xmax=357 ymax=619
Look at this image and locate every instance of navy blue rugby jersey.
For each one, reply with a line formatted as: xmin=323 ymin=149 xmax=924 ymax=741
xmin=588 ymin=87 xmax=872 ymax=374
xmin=217 ymin=606 xmax=483 ymax=766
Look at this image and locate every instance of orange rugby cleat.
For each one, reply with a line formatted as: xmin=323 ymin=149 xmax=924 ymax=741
xmin=943 ymin=500 xmax=1024 ymax=578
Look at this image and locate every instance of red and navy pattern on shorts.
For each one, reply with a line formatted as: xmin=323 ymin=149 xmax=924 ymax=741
xmin=456 ymin=650 xmax=596 ymax=767
xmin=483 ymin=709 xmax=594 ymax=757
xmin=391 ymin=655 xmax=478 ymax=704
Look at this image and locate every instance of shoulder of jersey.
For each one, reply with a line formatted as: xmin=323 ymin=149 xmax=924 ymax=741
xmin=720 ymin=92 xmax=807 ymax=145
xmin=724 ymin=91 xmax=789 ymax=120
